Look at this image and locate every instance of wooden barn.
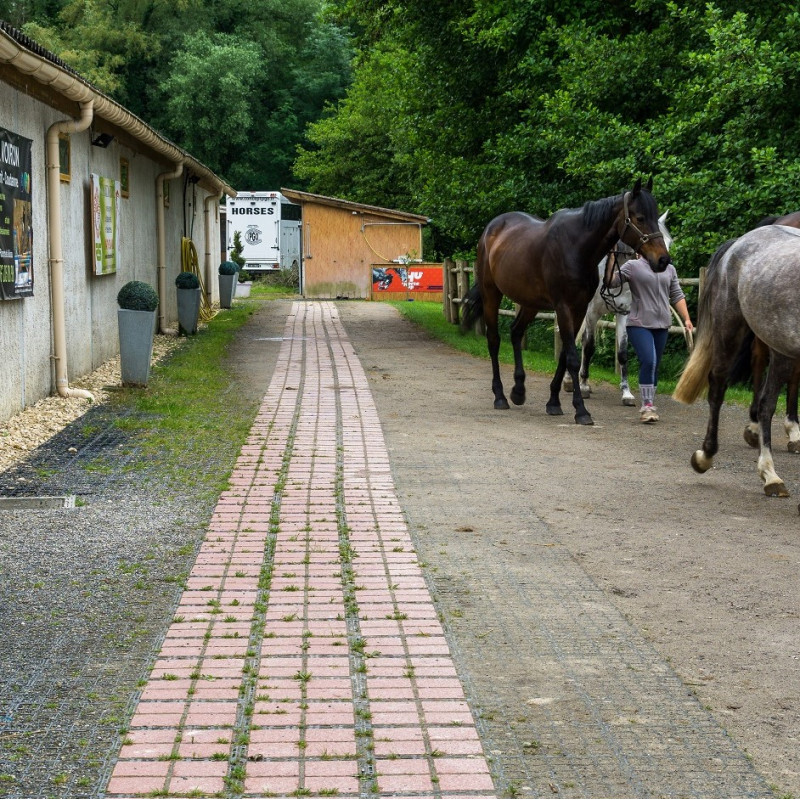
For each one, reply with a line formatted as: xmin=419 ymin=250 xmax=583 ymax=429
xmin=280 ymin=188 xmax=441 ymax=300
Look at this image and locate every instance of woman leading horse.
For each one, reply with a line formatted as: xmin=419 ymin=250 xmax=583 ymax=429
xmin=460 ymin=178 xmax=670 ymax=425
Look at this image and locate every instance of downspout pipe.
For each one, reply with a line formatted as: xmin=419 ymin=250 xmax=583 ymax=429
xmin=46 ymin=100 xmax=95 ymax=401
xmin=204 ymin=190 xmax=223 ymax=306
xmin=156 ymin=163 xmax=183 ymax=335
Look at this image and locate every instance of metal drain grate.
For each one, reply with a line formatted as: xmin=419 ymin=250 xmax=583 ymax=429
xmin=0 ymin=495 xmax=76 ymax=510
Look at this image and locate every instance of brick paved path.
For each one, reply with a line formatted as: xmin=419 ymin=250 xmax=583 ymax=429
xmin=106 ymin=301 xmax=495 ymax=797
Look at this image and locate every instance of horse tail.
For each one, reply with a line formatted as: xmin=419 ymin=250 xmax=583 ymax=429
xmin=459 ymin=283 xmax=483 ymax=333
xmin=672 ymin=238 xmax=735 ymax=404
xmin=673 ymin=333 xmax=712 ymax=404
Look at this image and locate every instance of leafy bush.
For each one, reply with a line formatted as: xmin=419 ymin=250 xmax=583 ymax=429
xmin=219 ymin=261 xmax=238 ymax=275
xmin=230 ymin=230 xmax=247 ymax=270
xmin=238 ymin=270 xmax=251 ymax=283
xmin=175 ymin=271 xmax=200 ymax=289
xmin=117 ymin=280 xmax=159 ymax=311
xmin=261 ymin=265 xmax=299 ymax=290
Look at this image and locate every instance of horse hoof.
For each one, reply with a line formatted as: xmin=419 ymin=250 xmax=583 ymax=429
xmin=546 ymin=404 xmax=564 ymax=416
xmin=743 ymin=426 xmax=759 ymax=449
xmin=690 ymin=450 xmax=712 ymax=474
xmin=575 ymin=414 xmax=594 ymax=426
xmin=580 ymin=388 xmax=590 ymax=399
xmin=510 ymin=389 xmax=526 ymax=406
xmin=622 ymin=396 xmax=636 ymax=407
xmin=788 ymin=441 xmax=800 ymax=454
xmin=764 ymin=481 xmax=790 ymax=498
xmin=494 ymin=398 xmax=510 ymax=410
xmin=563 ymin=379 xmax=573 ymax=393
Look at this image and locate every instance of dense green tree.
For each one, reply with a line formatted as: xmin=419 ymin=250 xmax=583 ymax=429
xmin=157 ymin=31 xmax=263 ymax=178
xmin=297 ymin=1 xmax=800 ymax=267
xmin=10 ymin=0 xmax=352 ymax=188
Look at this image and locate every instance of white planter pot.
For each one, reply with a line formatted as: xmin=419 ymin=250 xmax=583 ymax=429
xmin=235 ymin=281 xmax=252 ymax=298
xmin=118 ymin=308 xmax=156 ymax=387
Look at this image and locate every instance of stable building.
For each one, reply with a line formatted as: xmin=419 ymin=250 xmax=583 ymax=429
xmin=0 ymin=22 xmax=233 ymax=423
xmin=280 ymin=188 xmax=441 ymax=300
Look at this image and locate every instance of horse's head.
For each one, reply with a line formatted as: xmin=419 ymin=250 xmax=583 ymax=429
xmin=617 ymin=177 xmax=671 ymax=273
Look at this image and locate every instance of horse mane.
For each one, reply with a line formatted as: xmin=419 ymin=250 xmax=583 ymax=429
xmin=581 ymin=195 xmax=621 ymax=229
xmin=580 ymin=189 xmax=658 ymax=230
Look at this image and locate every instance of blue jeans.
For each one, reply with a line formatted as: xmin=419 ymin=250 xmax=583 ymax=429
xmin=627 ymin=326 xmax=669 ymax=387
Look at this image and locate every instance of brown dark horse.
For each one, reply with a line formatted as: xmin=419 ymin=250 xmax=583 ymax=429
xmin=460 ymin=178 xmax=670 ymax=424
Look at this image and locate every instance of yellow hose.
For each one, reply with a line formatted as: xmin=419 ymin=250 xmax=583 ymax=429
xmin=181 ymin=237 xmax=216 ymax=322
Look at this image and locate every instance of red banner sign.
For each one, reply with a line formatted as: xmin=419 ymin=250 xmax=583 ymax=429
xmin=372 ymin=265 xmax=442 ymax=293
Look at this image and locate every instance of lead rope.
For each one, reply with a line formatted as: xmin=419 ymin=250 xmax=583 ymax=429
xmin=599 ymin=250 xmax=629 ymax=314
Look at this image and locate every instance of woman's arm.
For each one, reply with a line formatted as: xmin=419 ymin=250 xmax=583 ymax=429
xmin=673 ymin=297 xmax=694 ymax=333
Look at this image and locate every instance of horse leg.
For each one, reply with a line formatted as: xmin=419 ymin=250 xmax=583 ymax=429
xmin=783 ymin=363 xmax=800 ymax=453
xmin=577 ymin=323 xmax=594 ymax=399
xmin=509 ymin=307 xmax=535 ymax=405
xmin=549 ymin=322 xmax=593 ymax=425
xmin=744 ymin=336 xmax=768 ymax=448
xmin=547 ymin=350 xmax=567 ymax=416
xmin=616 ymin=315 xmax=636 ymax=405
xmin=757 ymin=353 xmax=792 ymax=496
xmin=483 ymin=289 xmax=509 ymax=410
xmin=691 ymin=368 xmax=726 ymax=473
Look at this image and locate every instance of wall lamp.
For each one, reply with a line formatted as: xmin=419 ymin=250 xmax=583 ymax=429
xmin=91 ymin=132 xmax=114 ymax=148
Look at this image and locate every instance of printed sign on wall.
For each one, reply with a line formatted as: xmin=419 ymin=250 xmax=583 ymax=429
xmin=0 ymin=127 xmax=33 ymax=300
xmin=91 ymin=173 xmax=121 ymax=275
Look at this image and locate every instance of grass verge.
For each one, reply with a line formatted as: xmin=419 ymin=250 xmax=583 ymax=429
xmin=108 ymin=300 xmax=264 ymax=500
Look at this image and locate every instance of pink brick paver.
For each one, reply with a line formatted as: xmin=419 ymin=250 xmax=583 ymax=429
xmin=106 ymin=301 xmax=495 ymax=798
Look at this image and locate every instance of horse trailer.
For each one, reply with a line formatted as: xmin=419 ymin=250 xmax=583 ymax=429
xmin=225 ymin=191 xmax=301 ymax=273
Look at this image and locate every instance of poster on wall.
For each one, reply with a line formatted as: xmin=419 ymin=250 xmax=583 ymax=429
xmin=0 ymin=127 xmax=34 ymax=300
xmin=371 ymin=264 xmax=443 ymax=293
xmin=91 ymin=173 xmax=121 ymax=275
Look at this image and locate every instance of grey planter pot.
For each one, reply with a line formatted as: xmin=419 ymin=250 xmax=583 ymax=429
xmin=219 ymin=273 xmax=237 ymax=308
xmin=177 ymin=287 xmax=201 ymax=335
xmin=118 ymin=308 xmax=156 ymax=387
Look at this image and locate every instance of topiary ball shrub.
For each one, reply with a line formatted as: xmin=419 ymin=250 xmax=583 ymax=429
xmin=219 ymin=261 xmax=238 ymax=276
xmin=175 ymin=271 xmax=200 ymax=289
xmin=238 ymin=270 xmax=252 ymax=283
xmin=117 ymin=280 xmax=159 ymax=311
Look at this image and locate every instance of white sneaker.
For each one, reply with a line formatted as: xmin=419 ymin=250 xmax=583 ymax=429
xmin=640 ymin=405 xmax=659 ymax=424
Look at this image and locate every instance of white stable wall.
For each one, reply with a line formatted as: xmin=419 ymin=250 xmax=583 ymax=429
xmin=0 ymin=81 xmax=221 ymax=423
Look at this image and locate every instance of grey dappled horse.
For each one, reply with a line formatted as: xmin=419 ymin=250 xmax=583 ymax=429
xmin=673 ymin=225 xmax=800 ymax=497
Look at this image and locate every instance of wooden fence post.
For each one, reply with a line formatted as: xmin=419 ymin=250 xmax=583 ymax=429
xmin=443 ymin=257 xmax=455 ymax=323
xmin=455 ymin=259 xmax=469 ymax=324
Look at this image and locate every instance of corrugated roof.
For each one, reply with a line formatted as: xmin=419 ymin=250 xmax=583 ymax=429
xmin=0 ymin=20 xmax=80 ymax=76
xmin=281 ymin=188 xmax=429 ymax=223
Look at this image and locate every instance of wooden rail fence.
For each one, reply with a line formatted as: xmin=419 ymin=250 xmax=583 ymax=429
xmin=442 ymin=258 xmax=704 ymax=363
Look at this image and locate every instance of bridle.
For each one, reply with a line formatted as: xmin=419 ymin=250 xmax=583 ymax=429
xmin=619 ymin=190 xmax=664 ymax=252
